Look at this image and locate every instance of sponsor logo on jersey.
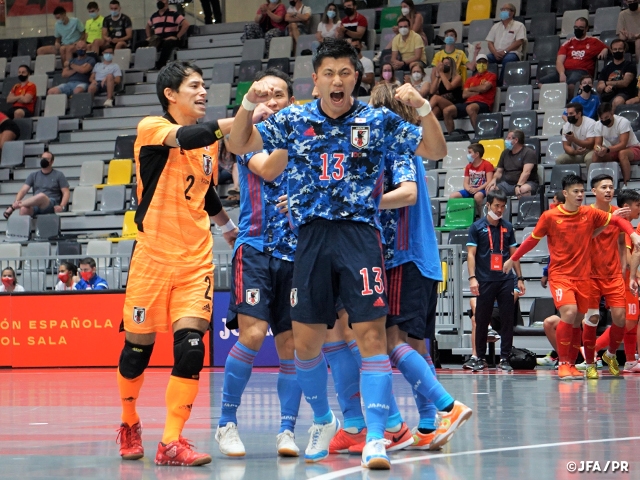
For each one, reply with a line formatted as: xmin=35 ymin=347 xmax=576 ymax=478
xmin=290 ymin=288 xmax=298 ymax=307
xmin=373 ymin=297 xmax=386 ymax=307
xmin=351 ymin=125 xmax=370 ymax=148
xmin=203 ymin=154 xmax=213 ymax=176
xmin=246 ymin=288 xmax=260 ymax=306
xmin=133 ymin=306 xmax=146 ymax=324
xmin=202 ymin=303 xmax=211 ymax=313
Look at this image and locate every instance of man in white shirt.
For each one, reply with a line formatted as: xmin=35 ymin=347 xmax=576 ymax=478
xmin=586 ymin=102 xmax=640 ymax=185
xmin=87 ymin=47 xmax=122 ymax=107
xmin=285 ymin=0 xmax=311 ymax=51
xmin=350 ymin=38 xmax=374 ymax=96
xmin=556 ymin=102 xmax=597 ymax=166
xmin=485 ymin=2 xmax=526 ymax=86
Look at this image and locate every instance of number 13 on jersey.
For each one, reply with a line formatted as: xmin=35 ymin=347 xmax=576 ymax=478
xmin=319 ymin=153 xmax=345 ymax=181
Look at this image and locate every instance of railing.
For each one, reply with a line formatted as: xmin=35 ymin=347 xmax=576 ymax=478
xmin=435 ymin=245 xmax=464 ymax=349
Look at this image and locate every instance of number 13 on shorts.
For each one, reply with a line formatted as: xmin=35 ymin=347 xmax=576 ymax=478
xmin=360 ymin=267 xmax=384 ymax=295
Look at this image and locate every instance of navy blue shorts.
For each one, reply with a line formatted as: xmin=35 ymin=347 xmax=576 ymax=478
xmin=291 ymin=219 xmax=388 ymax=326
xmin=227 ymin=244 xmax=294 ymax=336
xmin=386 ymin=261 xmax=439 ymax=340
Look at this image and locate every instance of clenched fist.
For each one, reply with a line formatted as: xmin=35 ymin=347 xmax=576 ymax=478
xmin=246 ymin=80 xmax=275 ymax=105
xmin=394 ymin=83 xmax=426 ymax=109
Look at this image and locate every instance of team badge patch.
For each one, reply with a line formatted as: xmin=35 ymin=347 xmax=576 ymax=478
xmin=246 ymin=289 xmax=260 ymax=306
xmin=203 ymin=154 xmax=213 ymax=176
xmin=351 ymin=126 xmax=370 ymax=149
xmin=290 ymin=288 xmax=298 ymax=307
xmin=133 ymin=307 xmax=146 ymax=324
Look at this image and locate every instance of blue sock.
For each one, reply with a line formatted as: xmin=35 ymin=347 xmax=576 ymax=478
xmin=361 ymin=355 xmax=392 ymax=442
xmin=295 ymin=352 xmax=332 ymax=424
xmin=385 ymin=393 xmax=403 ymax=429
xmin=415 ymin=353 xmax=438 ymax=431
xmin=277 ymin=359 xmax=302 ymax=434
xmin=323 ymin=342 xmax=366 ymax=431
xmin=390 ymin=343 xmax=454 ymax=411
xmin=219 ymin=342 xmax=257 ymax=427
xmin=348 ymin=340 xmax=362 ymax=369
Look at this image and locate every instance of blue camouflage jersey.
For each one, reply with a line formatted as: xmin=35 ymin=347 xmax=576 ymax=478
xmin=380 ymin=154 xmax=443 ymax=281
xmin=255 ymin=99 xmax=422 ymax=231
xmin=234 ymin=151 xmax=297 ymax=261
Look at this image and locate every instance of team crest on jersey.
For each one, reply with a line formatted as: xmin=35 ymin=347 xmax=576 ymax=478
xmin=203 ymin=154 xmax=213 ymax=176
xmin=133 ymin=307 xmax=146 ymax=324
xmin=246 ymin=289 xmax=260 ymax=306
xmin=290 ymin=288 xmax=298 ymax=307
xmin=351 ymin=126 xmax=370 ymax=149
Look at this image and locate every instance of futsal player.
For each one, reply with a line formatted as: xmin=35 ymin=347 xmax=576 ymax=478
xmin=227 ymin=38 xmax=454 ymax=469
xmin=504 ymin=174 xmax=640 ymax=380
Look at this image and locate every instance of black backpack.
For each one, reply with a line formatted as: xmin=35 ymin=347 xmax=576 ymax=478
xmin=508 ymin=347 xmax=537 ymax=370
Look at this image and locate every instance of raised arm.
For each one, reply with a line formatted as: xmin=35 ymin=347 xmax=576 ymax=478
xmin=227 ymin=80 xmax=275 ymax=155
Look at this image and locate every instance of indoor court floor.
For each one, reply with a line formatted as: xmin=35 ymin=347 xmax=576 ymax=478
xmin=2 ymin=367 xmax=640 ymax=480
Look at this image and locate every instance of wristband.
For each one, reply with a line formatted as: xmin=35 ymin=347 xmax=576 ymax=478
xmin=219 ymin=219 xmax=236 ymax=233
xmin=468 ymin=276 xmax=476 ymax=280
xmin=518 ymin=277 xmax=525 ymax=281
xmin=241 ymin=94 xmax=257 ymax=111
xmin=416 ymin=100 xmax=432 ymax=117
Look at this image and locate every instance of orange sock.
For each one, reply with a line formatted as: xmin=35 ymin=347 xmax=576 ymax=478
xmin=572 ymin=327 xmax=582 ymax=363
xmin=161 ymin=375 xmax=199 ymax=444
xmin=117 ymin=370 xmax=144 ymax=426
xmin=595 ymin=327 xmax=610 ymax=353
xmin=624 ymin=326 xmax=638 ymax=362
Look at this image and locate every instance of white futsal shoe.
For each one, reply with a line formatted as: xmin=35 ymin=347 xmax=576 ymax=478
xmin=361 ymin=438 xmax=391 ymax=470
xmin=215 ymin=422 xmax=246 ymax=457
xmin=276 ymin=429 xmax=300 ymax=457
xmin=304 ymin=412 xmax=339 ymax=463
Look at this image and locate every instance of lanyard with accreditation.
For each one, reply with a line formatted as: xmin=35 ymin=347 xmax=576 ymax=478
xmin=487 ymin=223 xmax=506 ymax=271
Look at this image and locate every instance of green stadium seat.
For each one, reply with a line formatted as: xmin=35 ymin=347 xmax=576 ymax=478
xmin=435 ymin=198 xmax=476 ymax=232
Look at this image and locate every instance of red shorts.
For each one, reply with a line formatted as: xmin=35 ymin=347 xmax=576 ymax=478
xmin=588 ymin=276 xmax=626 ymax=310
xmin=549 ymin=278 xmax=590 ymax=313
xmin=609 ymin=144 xmax=640 ymax=162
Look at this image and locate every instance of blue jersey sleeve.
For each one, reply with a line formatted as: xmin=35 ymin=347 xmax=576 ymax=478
xmin=237 ymin=151 xmax=259 ymax=168
xmin=387 ymin=152 xmax=417 ymax=187
xmin=467 ymin=223 xmax=478 ymax=247
xmin=255 ymin=108 xmax=290 ymax=152
xmin=384 ymin=109 xmax=422 ymax=157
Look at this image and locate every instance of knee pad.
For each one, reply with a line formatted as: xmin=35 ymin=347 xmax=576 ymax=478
xmin=118 ymin=340 xmax=154 ymax=379
xmin=585 ymin=310 xmax=600 ymax=326
xmin=171 ymin=329 xmax=205 ymax=380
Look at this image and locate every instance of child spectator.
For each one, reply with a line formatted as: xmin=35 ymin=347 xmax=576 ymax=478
xmin=0 ymin=267 xmax=24 ymax=292
xmin=450 ymin=143 xmax=494 ymax=205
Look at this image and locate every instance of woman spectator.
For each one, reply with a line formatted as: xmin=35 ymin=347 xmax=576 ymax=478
xmin=242 ymin=0 xmax=287 ymax=57
xmin=429 ymin=56 xmax=463 ymax=119
xmin=55 ymin=261 xmax=78 ymax=291
xmin=0 ymin=267 xmax=24 ymax=292
xmin=378 ymin=62 xmax=402 ymax=87
xmin=316 ymin=3 xmax=342 ymax=43
xmin=407 ymin=61 xmax=430 ymax=98
xmin=387 ymin=0 xmax=427 ymax=47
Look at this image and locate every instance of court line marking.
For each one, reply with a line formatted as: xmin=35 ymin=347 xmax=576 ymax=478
xmin=312 ymin=436 xmax=640 ymax=479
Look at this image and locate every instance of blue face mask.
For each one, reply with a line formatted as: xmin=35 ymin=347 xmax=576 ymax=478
xmin=467 ymin=153 xmax=474 ymax=162
xmin=76 ymin=49 xmax=86 ymax=56
xmin=103 ymin=53 xmax=113 ymax=62
xmin=269 ymin=0 xmax=278 ymax=3
xmin=500 ymin=10 xmax=510 ymax=21
xmin=327 ymin=10 xmax=336 ymax=18
xmin=88 ymin=12 xmax=97 ymax=19
xmin=505 ymin=139 xmax=514 ymax=150
xmin=111 ymin=10 xmax=120 ymax=17
xmin=56 ymin=19 xmax=63 ymax=25
xmin=444 ymin=36 xmax=455 ymax=45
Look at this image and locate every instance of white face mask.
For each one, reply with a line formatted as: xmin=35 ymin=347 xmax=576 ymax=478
xmin=401 ymin=7 xmax=410 ymax=16
xmin=487 ymin=210 xmax=502 ymax=221
xmin=411 ymin=72 xmax=422 ymax=82
xmin=399 ymin=27 xmax=410 ymax=36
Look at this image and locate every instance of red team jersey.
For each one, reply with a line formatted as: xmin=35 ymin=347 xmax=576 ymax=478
xmin=558 ymin=36 xmax=607 ymax=77
xmin=590 ymin=204 xmax=622 ymax=278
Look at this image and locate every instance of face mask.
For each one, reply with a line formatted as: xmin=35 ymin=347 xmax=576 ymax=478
xmin=326 ymin=10 xmax=336 ymax=18
xmin=290 ymin=0 xmax=296 ymax=5
xmin=111 ymin=10 xmax=120 ymax=17
xmin=76 ymin=49 xmax=86 ymax=56
xmin=401 ymin=7 xmax=410 ymax=16
xmin=567 ymin=115 xmax=578 ymax=124
xmin=58 ymin=272 xmax=70 ymax=284
xmin=344 ymin=7 xmax=354 ymax=16
xmin=630 ymin=2 xmax=639 ymax=11
xmin=56 ymin=19 xmax=63 ymax=25
xmin=613 ymin=51 xmax=625 ymax=60
xmin=574 ymin=28 xmax=585 ymax=38
xmin=2 ymin=277 xmax=13 ymax=288
xmin=80 ymin=271 xmax=93 ymax=282
xmin=88 ymin=12 xmax=97 ymax=18
xmin=444 ymin=35 xmax=455 ymax=45
xmin=500 ymin=10 xmax=510 ymax=21
xmin=399 ymin=27 xmax=409 ymax=36
xmin=601 ymin=117 xmax=613 ymax=127
xmin=412 ymin=72 xmax=423 ymax=82
xmin=40 ymin=158 xmax=50 ymax=168
xmin=476 ymin=63 xmax=487 ymax=73
xmin=504 ymin=139 xmax=514 ymax=150
xmin=467 ymin=153 xmax=475 ymax=163
xmin=157 ymin=1 xmax=166 ymax=9
xmin=382 ymin=71 xmax=393 ymax=81
xmin=443 ymin=64 xmax=451 ymax=73
xmin=18 ymin=74 xmax=28 ymax=82
xmin=488 ymin=210 xmax=503 ymax=220
xmin=103 ymin=53 xmax=113 ymax=62
xmin=582 ymin=84 xmax=592 ymax=93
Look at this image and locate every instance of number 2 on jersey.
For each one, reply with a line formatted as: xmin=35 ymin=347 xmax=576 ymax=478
xmin=184 ymin=175 xmax=195 ymax=200
xmin=319 ymin=153 xmax=345 ymax=181
xmin=360 ymin=267 xmax=384 ymax=295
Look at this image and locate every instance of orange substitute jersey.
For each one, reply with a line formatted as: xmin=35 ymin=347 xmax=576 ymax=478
xmin=133 ymin=115 xmax=220 ymax=267
xmin=589 ymin=204 xmax=623 ymax=278
xmin=532 ymin=204 xmax=612 ymax=280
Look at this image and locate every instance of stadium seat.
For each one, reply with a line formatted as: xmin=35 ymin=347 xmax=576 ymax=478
xmin=114 ymin=239 xmax=135 ymax=271
xmin=90 ymin=184 xmax=126 ymax=214
xmin=468 ymin=40 xmax=490 ymax=59
xmin=514 ymin=197 xmax=542 ymax=228
xmin=56 ymin=240 xmax=81 ymax=264
xmin=34 ymin=54 xmax=56 ymax=75
xmin=503 ymin=61 xmax=530 ymax=88
xmin=461 ymin=261 xmax=471 ymax=293
xmin=109 ymin=210 xmax=138 ymax=242
xmin=86 ymin=239 xmax=112 ymax=259
xmin=379 ymin=28 xmax=396 ymax=50
xmin=504 ymin=85 xmax=533 ymax=112
xmin=437 ymin=1 xmax=462 ymax=24
xmin=205 ymin=105 xmax=227 ymax=122
xmin=615 ymin=104 xmax=640 ymax=131
xmin=474 ymin=113 xmax=503 ymax=140
xmin=533 ymin=36 xmax=560 ymax=63
xmin=295 ymin=34 xmax=317 ymax=57
xmin=380 ymin=6 xmax=402 ymax=29
xmin=431 ymin=199 xmax=440 ymax=227
xmin=0 ymin=140 xmax=24 ymax=168
xmin=509 ymin=110 xmax=538 ymax=137
xmin=561 ymin=9 xmax=589 ymax=36
xmin=438 ymin=22 xmax=463 ymax=42
xmin=17 ymin=37 xmax=38 ymax=59
xmin=0 ymin=243 xmax=21 ymax=270
xmin=524 ymin=137 xmax=541 ymax=158
xmin=0 ymin=58 xmax=6 ymax=80
xmin=69 ymin=92 xmax=93 ymax=118
xmin=548 ymin=164 xmax=582 ymax=194
xmin=13 ymin=118 xmax=33 ymax=141
xmin=269 ymin=36 xmax=293 ymax=59
xmin=0 ymin=39 xmax=15 ymax=59
xmin=44 ymin=94 xmax=67 ymax=117
xmin=293 ymin=56 xmax=314 ymax=80
xmin=113 ymin=48 xmax=131 ymax=71
xmin=34 ymin=116 xmax=58 ymax=143
xmin=114 ymin=135 xmax=136 ymax=159
xmin=79 ymin=160 xmax=104 ymax=186
xmin=128 ymin=184 xmax=138 ymax=210
xmin=359 ymin=8 xmax=377 ymax=31
xmin=242 ymin=39 xmax=265 ymax=61
xmin=443 ymin=169 xmax=465 ymax=197
xmin=307 ymin=0 xmax=327 ymax=14
xmin=60 ymin=186 xmax=96 ymax=215
xmin=23 ymin=242 xmax=50 ymax=272
xmin=528 ymin=297 xmax=556 ymax=327
xmin=133 ymin=47 xmax=156 ymax=70
xmin=435 ymin=198 xmax=476 ymax=231
xmin=557 ymin=0 xmax=584 ymax=14
xmin=588 ymin=0 xmax=615 ymax=11
xmin=209 ymin=83 xmax=231 ymax=107
xmin=210 ymin=61 xmax=235 ymax=84
xmin=5 ymin=214 xmax=30 ymax=242
xmin=238 ymin=60 xmax=262 ymax=82
xmin=538 ymin=83 xmax=567 ymax=112
xmin=467 ymin=19 xmax=494 ymax=44
xmin=597 ymin=30 xmax=618 ymax=50
xmin=30 ymin=74 xmax=48 ymax=97
xmin=96 ymin=159 xmax=133 ymax=188
xmin=21 ymin=271 xmax=45 ymax=291
xmin=541 ymin=109 xmax=566 ymax=137
xmin=521 ymin=228 xmax=549 ymax=259
xmin=465 ymin=0 xmax=491 ymax=23
xmin=442 ymin=141 xmax=471 ymax=169
xmin=448 ymin=229 xmax=470 ymax=260
xmin=588 ymin=162 xmax=620 ymax=188
xmin=593 ymin=6 xmax=621 ymax=34
xmin=34 ymin=214 xmax=60 ymax=241
xmin=426 ymin=171 xmax=438 ymax=197
xmin=9 ymin=56 xmax=30 ymax=77
xmin=266 ymin=57 xmax=290 ymax=75
xmin=479 ymin=139 xmax=505 ymax=167
xmin=528 ymin=13 xmax=557 ymax=40
xmin=544 ymin=135 xmax=565 ymax=165
xmin=2 ymin=77 xmax=19 ymax=98
xmin=293 ymin=77 xmax=315 ymax=101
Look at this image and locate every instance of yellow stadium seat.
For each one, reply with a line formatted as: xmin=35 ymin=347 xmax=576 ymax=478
xmin=108 ymin=210 xmax=137 ymax=242
xmin=465 ymin=0 xmax=491 ymax=24
xmin=479 ymin=139 xmax=505 ymax=167
xmin=96 ymin=159 xmax=133 ymax=188
xmin=438 ymin=261 xmax=448 ymax=294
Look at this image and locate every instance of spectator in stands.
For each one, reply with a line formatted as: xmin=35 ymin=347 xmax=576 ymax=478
xmin=556 ymin=102 xmax=597 ymax=165
xmin=450 ymin=143 xmax=494 ymax=206
xmin=200 ymin=0 xmax=222 ymax=25
xmin=141 ymin=0 xmax=190 ymax=70
xmin=55 ymin=262 xmax=78 ymax=291
xmin=243 ymin=0 xmax=287 ymax=57
xmin=429 ymin=56 xmax=462 ymax=117
xmin=565 ymin=75 xmax=600 ymax=120
xmin=37 ymin=6 xmax=86 ymax=66
xmin=285 ymin=0 xmax=311 ymax=54
xmin=597 ymin=39 xmax=638 ymax=109
xmin=76 ymin=257 xmax=109 ymax=290
xmin=47 ymin=40 xmax=96 ymax=97
xmin=485 ymin=2 xmax=526 ymax=87
xmin=4 ymin=152 xmax=69 ymax=219
xmin=390 ymin=16 xmax=426 ymax=72
xmin=378 ymin=62 xmax=401 ymax=87
xmin=85 ymin=2 xmax=104 ymax=54
xmin=97 ymin=0 xmax=133 ymax=52
xmin=391 ymin=0 xmax=427 ymax=45
xmin=488 ymin=129 xmax=539 ymax=197
xmin=407 ymin=61 xmax=429 ymax=98
xmin=442 ymin=54 xmax=496 ymax=134
xmin=5 ymin=65 xmax=36 ymax=119
xmin=0 ymin=267 xmax=24 ymax=293
xmin=432 ymin=29 xmax=478 ymax=83
xmin=350 ymin=38 xmax=374 ymax=96
xmin=0 ymin=111 xmax=20 ymax=150
xmin=538 ymin=17 xmax=608 ymax=98
xmin=337 ymin=0 xmax=367 ymax=41
xmin=587 ymin=102 xmax=640 ymax=185
xmin=617 ymin=0 xmax=640 ymax=55
xmin=316 ymin=3 xmax=342 ymax=43
xmin=87 ymin=48 xmax=122 ymax=108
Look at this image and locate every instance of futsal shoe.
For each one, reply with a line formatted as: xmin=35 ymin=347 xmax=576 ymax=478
xmin=348 ymin=422 xmax=413 ymax=454
xmin=276 ymin=430 xmax=300 ymax=457
xmin=155 ymin=437 xmax=212 ymax=466
xmin=329 ymin=428 xmax=367 ymax=453
xmin=361 ymin=439 xmax=391 ymax=470
xmin=602 ymin=351 xmax=621 ymax=376
xmin=117 ymin=422 xmax=144 ymax=460
xmin=558 ymin=363 xmax=573 ymax=380
xmin=569 ymin=365 xmax=584 ymax=380
xmin=576 ymin=359 xmax=602 ymax=371
xmin=586 ymin=365 xmax=599 ymax=380
xmin=429 ymin=401 xmax=473 ymax=450
xmin=623 ymin=361 xmax=640 ymax=373
xmin=537 ymin=353 xmax=558 ymax=367
xmin=405 ymin=424 xmax=448 ymax=451
xmin=215 ymin=422 xmax=246 ymax=457
xmin=304 ymin=412 xmax=339 ymax=463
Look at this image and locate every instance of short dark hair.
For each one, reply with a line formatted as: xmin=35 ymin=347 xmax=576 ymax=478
xmin=254 ymin=68 xmax=293 ymax=99
xmin=18 ymin=64 xmax=31 ymax=75
xmin=343 ymin=0 xmax=355 ymax=6
xmin=575 ymin=17 xmax=589 ymax=28
xmin=611 ymin=38 xmax=626 ymax=51
xmin=579 ymin=75 xmax=592 ymax=85
xmin=468 ymin=143 xmax=484 ymax=157
xmin=110 ymin=0 xmax=121 ymax=5
xmin=60 ymin=261 xmax=78 ymax=276
xmin=618 ymin=189 xmax=640 ymax=207
xmin=1 ymin=266 xmax=17 ymax=286
xmin=87 ymin=2 xmax=99 ymax=10
xmin=444 ymin=28 xmax=457 ymax=38
xmin=156 ymin=61 xmax=203 ymax=111
xmin=80 ymin=257 xmax=97 ymax=269
xmin=313 ymin=38 xmax=359 ymax=74
xmin=566 ymin=102 xmax=583 ymax=115
xmin=53 ymin=6 xmax=66 ymax=15
xmin=487 ymin=189 xmax=508 ymax=205
xmin=562 ymin=174 xmax=584 ymax=190
xmin=510 ymin=129 xmax=525 ymax=144
xmin=553 ymin=190 xmax=565 ymax=204
xmin=598 ymin=102 xmax=614 ymax=118
xmin=397 ymin=16 xmax=410 ymax=26
xmin=590 ymin=173 xmax=614 ymax=189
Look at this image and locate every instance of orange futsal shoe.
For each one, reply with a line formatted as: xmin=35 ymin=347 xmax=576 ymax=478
xmin=329 ymin=428 xmax=367 ymax=454
xmin=348 ymin=422 xmax=413 ymax=454
xmin=569 ymin=365 xmax=584 ymax=380
xmin=429 ymin=401 xmax=473 ymax=450
xmin=558 ymin=363 xmax=573 ymax=380
xmin=116 ymin=422 xmax=144 ymax=460
xmin=405 ymin=424 xmax=449 ymax=451
xmin=155 ymin=437 xmax=212 ymax=466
